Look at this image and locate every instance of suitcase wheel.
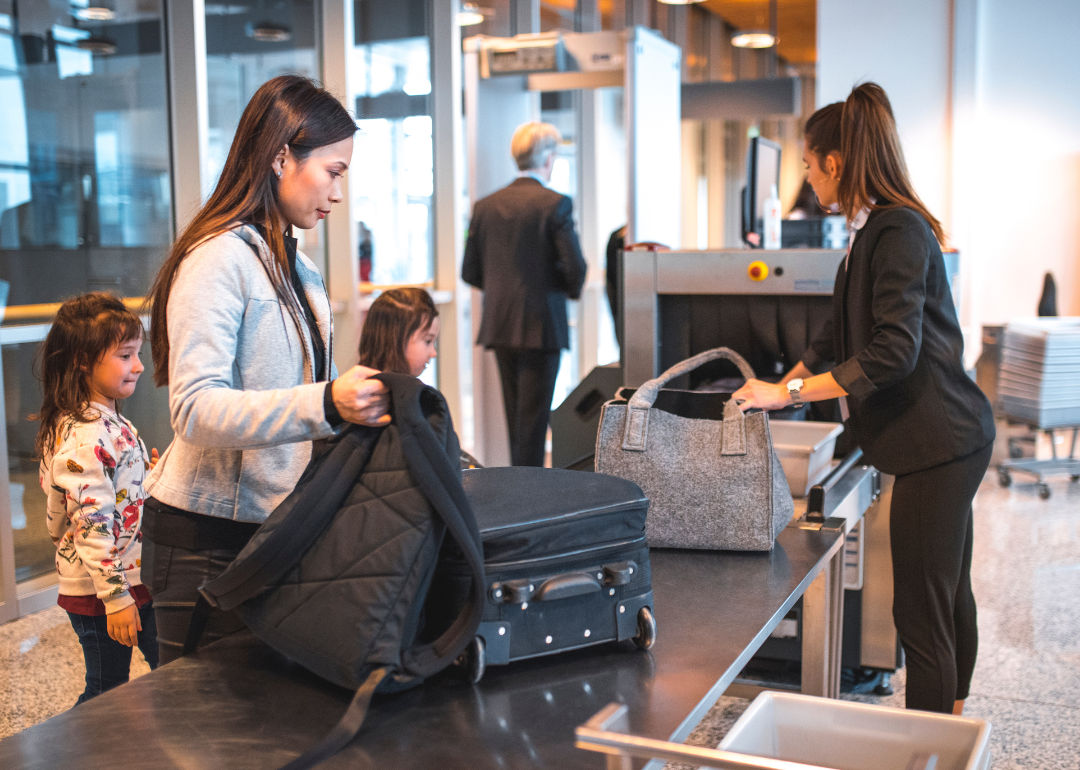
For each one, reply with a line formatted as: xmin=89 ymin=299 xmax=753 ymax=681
xmin=632 ymin=606 xmax=657 ymax=650
xmin=459 ymin=635 xmax=486 ymax=685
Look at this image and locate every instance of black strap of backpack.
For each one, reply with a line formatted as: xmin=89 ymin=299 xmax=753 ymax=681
xmin=182 ymin=595 xmax=212 ymax=655
xmin=199 ymin=427 xmax=381 ymax=612
xmin=279 ymin=666 xmax=389 ymax=770
xmin=382 ymin=374 xmax=486 ymax=677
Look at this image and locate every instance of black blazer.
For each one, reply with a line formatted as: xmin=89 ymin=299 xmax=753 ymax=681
xmin=461 ymin=177 xmax=587 ymax=350
xmin=803 ymin=207 xmax=994 ymax=475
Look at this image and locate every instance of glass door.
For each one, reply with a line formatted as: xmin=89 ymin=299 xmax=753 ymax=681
xmin=351 ymin=1 xmax=437 ymax=385
xmin=204 ymin=0 xmax=320 ymax=257
xmin=0 ymin=0 xmax=171 ymax=618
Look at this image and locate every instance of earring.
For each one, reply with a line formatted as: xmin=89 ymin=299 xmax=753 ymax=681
xmin=276 ymin=170 xmax=282 ymax=178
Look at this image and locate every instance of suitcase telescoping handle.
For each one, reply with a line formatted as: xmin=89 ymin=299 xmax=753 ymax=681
xmin=490 ymin=561 xmax=638 ymax=604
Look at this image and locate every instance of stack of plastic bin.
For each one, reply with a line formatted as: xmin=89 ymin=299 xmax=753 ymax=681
xmin=995 ymin=317 xmax=1080 ymax=499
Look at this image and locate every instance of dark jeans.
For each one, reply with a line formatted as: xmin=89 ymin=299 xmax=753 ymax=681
xmin=890 ymin=441 xmax=993 ymax=713
xmin=67 ymin=602 xmax=158 ymax=706
xmin=141 ymin=498 xmax=257 ymax=665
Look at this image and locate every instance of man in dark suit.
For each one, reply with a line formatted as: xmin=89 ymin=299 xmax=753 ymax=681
xmin=462 ymin=122 xmax=587 ymax=466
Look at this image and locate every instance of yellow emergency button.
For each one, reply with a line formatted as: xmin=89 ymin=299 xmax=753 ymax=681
xmin=747 ymin=260 xmax=769 ymax=281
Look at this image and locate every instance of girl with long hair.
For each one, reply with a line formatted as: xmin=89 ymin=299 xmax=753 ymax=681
xmin=36 ymin=292 xmax=159 ymax=702
xmin=143 ymin=75 xmax=390 ymax=663
xmin=358 ymin=287 xmax=440 ymax=377
xmin=734 ymin=83 xmax=995 ymax=714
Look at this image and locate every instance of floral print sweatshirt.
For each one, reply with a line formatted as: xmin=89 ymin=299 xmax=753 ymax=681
xmin=40 ymin=403 xmax=150 ymax=613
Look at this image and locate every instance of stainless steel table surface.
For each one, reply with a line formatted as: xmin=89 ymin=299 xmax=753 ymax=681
xmin=0 ymin=526 xmax=842 ymax=770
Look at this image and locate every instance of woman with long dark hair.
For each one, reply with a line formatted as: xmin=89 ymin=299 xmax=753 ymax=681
xmin=734 ymin=83 xmax=995 ymax=714
xmin=143 ymin=75 xmax=390 ymax=663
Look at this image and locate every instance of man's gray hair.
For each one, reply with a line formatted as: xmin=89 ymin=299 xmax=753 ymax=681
xmin=511 ymin=121 xmax=561 ymax=171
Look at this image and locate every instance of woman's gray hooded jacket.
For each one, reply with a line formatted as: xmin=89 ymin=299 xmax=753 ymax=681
xmin=146 ymin=224 xmax=338 ymax=522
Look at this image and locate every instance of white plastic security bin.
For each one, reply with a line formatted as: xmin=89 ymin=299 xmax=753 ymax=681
xmin=770 ymin=421 xmax=844 ymax=497
xmin=718 ymin=692 xmax=991 ymax=770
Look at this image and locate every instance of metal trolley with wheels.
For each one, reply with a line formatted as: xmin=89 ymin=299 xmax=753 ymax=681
xmin=996 ymin=423 xmax=1080 ymax=500
xmin=993 ymin=318 xmax=1080 ymax=500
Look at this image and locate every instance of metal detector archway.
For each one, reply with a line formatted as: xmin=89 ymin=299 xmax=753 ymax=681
xmin=461 ymin=27 xmax=681 ymax=465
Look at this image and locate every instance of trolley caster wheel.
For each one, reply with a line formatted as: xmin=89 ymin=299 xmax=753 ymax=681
xmin=458 ymin=636 xmax=486 ymax=684
xmin=874 ymin=672 xmax=894 ymax=696
xmin=997 ymin=468 xmax=1011 ymax=487
xmin=1009 ymin=445 xmax=1025 ymax=459
xmin=1037 ymin=483 xmax=1051 ymax=500
xmin=1070 ymin=475 xmax=1079 ymax=483
xmin=632 ymin=606 xmax=657 ymax=650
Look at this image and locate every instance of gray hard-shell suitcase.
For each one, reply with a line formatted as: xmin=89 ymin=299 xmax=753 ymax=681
xmin=428 ymin=466 xmax=656 ymax=682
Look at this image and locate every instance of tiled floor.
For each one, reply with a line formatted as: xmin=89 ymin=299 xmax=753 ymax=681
xmin=0 ymin=606 xmax=151 ymax=739
xmin=2 ymin=438 xmax=1078 ymax=768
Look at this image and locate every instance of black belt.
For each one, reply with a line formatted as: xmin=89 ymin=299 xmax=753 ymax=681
xmin=143 ymin=497 xmax=259 ymax=552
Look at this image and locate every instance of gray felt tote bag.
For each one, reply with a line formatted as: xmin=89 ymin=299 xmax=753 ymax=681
xmin=594 ymin=347 xmax=794 ymax=551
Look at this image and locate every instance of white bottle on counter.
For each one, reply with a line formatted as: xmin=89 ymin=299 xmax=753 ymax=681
xmin=763 ymin=184 xmax=782 ymax=249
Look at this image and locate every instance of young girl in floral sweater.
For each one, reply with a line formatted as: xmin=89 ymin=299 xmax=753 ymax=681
xmin=36 ymin=292 xmax=159 ymax=705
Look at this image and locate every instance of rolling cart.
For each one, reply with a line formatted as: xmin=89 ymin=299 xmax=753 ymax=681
xmin=996 ymin=424 xmax=1080 ymax=499
xmin=994 ymin=318 xmax=1080 ymax=499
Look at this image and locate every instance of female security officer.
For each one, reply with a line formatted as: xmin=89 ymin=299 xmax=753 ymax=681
xmin=733 ymin=82 xmax=995 ymax=715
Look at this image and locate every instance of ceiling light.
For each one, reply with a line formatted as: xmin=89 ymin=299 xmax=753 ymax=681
xmin=205 ymin=2 xmax=249 ymax=13
xmin=246 ymin=21 xmax=291 ymax=43
xmin=657 ymin=0 xmax=706 ymax=4
xmin=73 ymin=5 xmax=115 ymax=21
xmin=459 ymin=2 xmax=485 ymax=26
xmin=731 ymin=31 xmax=778 ymax=49
xmin=75 ymin=34 xmax=117 ymax=55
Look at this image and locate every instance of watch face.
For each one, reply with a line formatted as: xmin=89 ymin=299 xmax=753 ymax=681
xmin=788 ymin=378 xmax=804 ymax=404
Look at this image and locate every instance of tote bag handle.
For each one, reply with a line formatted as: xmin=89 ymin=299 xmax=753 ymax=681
xmin=621 ymin=347 xmax=757 ymax=455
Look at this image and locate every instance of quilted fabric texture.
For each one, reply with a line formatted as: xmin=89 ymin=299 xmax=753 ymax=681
xmin=204 ymin=375 xmax=481 ymax=693
xmin=237 ymin=424 xmax=445 ymax=690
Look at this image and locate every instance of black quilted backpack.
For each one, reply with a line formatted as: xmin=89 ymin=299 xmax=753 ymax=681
xmin=196 ymin=373 xmax=486 ymax=768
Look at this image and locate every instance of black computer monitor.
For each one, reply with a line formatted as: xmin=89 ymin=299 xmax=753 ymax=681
xmin=741 ymin=136 xmax=781 ymax=248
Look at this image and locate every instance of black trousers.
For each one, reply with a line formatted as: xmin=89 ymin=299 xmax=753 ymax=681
xmin=493 ymin=348 xmax=561 ymax=467
xmin=141 ymin=498 xmax=258 ymax=665
xmin=889 ymin=441 xmax=993 ymax=712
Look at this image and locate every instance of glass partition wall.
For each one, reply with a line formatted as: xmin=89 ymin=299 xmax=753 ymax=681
xmin=0 ymin=0 xmax=171 ymax=619
xmin=350 ymin=0 xmax=437 ymax=385
xmin=351 ymin=33 xmax=433 ymax=287
xmin=0 ymin=0 xmax=323 ymax=621
xmin=205 ymin=0 xmax=322 ymax=264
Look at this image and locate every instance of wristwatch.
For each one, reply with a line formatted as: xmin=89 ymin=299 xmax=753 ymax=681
xmin=786 ymin=378 xmax=806 ymax=408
